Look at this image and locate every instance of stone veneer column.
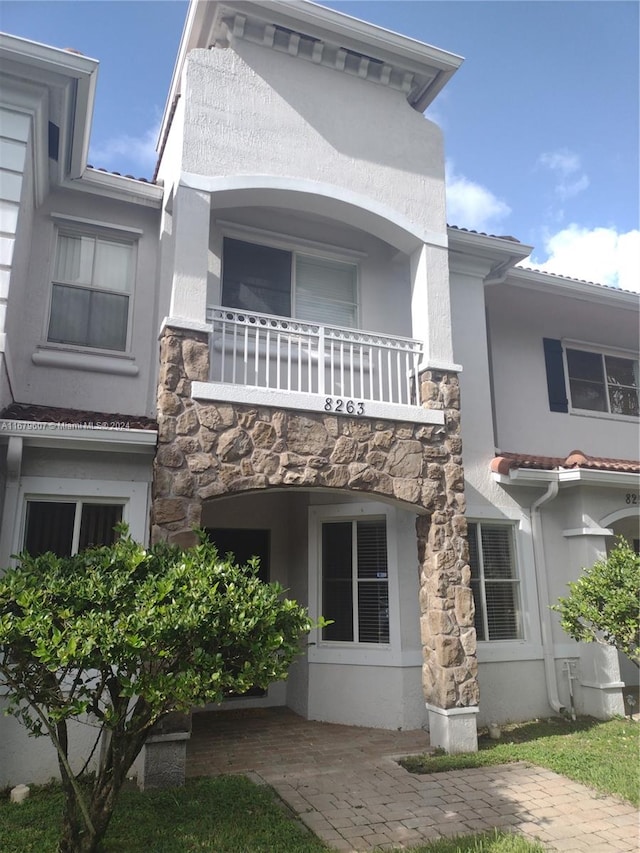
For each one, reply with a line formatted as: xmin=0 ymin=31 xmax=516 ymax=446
xmin=416 ymin=368 xmax=479 ymax=753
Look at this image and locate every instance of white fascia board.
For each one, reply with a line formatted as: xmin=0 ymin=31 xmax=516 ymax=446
xmin=0 ymin=421 xmax=157 ymax=454
xmin=0 ymin=34 xmax=98 ymax=78
xmin=507 ymin=266 xmax=640 ymax=309
xmin=192 ymin=380 xmax=445 ymax=425
xmin=493 ymin=468 xmax=640 ymax=489
xmin=254 ymin=1 xmax=464 ymax=74
xmin=0 ymin=34 xmax=98 ymax=182
xmin=447 ymin=228 xmax=533 ymax=283
xmin=66 ymin=169 xmax=162 ymax=207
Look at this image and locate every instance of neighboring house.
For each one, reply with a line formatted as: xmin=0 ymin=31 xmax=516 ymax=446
xmin=0 ymin=0 xmax=638 ymax=787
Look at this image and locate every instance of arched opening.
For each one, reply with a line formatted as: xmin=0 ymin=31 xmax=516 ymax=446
xmin=197 ymin=487 xmax=427 ymax=730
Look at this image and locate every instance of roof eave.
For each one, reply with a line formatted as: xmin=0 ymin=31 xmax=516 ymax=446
xmin=160 ymin=0 xmax=464 ymax=145
xmin=493 ymin=468 xmax=640 ymax=489
xmin=0 ymin=33 xmax=99 ymax=188
xmin=447 ymin=226 xmax=532 ymax=283
xmin=507 ymin=265 xmax=640 ymax=307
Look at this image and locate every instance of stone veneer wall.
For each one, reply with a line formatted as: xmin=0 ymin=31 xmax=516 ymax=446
xmin=153 ymin=325 xmax=477 ymax=712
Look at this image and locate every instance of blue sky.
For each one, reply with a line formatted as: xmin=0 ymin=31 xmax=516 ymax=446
xmin=2 ymin=0 xmax=638 ymax=289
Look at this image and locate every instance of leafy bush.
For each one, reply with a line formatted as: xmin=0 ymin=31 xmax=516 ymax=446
xmin=0 ymin=529 xmax=314 ymax=853
xmin=552 ymin=538 xmax=640 ymax=666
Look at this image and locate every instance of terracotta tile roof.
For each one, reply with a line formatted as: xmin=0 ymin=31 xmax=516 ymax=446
xmin=447 ymin=224 xmax=521 ymax=243
xmin=0 ymin=403 xmax=157 ymax=431
xmin=514 ymin=264 xmax=640 ymax=295
xmin=86 ymin=165 xmax=153 ymax=183
xmin=492 ymin=450 xmax=640 ymax=476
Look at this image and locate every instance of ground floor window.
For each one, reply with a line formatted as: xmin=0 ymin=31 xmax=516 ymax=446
xmin=23 ymin=500 xmax=123 ymax=557
xmin=468 ymin=522 xmax=522 ymax=641
xmin=321 ymin=517 xmax=389 ymax=644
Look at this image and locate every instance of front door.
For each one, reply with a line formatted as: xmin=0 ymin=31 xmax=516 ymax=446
xmin=205 ymin=527 xmax=271 ymax=698
xmin=205 ymin=527 xmax=270 ymax=582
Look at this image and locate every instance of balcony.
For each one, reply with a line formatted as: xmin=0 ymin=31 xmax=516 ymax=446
xmin=189 ymin=307 xmax=442 ymax=425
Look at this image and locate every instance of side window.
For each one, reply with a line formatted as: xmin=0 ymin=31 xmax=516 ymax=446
xmin=321 ymin=517 xmax=389 ymax=644
xmin=543 ymin=338 xmax=639 ymax=417
xmin=23 ymin=501 xmax=123 ymax=557
xmin=48 ymin=232 xmax=134 ymax=351
xmin=468 ymin=522 xmax=522 ymax=641
xmin=566 ymin=348 xmax=638 ymax=417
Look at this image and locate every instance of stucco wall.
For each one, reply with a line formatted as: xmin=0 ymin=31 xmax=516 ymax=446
xmin=181 ymin=43 xmax=446 ymax=237
xmin=0 ymin=708 xmax=100 ymax=788
xmin=486 ymin=284 xmax=638 ymax=459
xmin=8 ymin=187 xmax=161 ymax=417
xmin=308 ymin=663 xmax=425 ymax=730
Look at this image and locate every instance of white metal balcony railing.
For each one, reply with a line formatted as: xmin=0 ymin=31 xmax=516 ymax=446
xmin=206 ymin=306 xmax=423 ymax=408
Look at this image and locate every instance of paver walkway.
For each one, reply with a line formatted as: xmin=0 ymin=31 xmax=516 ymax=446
xmin=187 ymin=707 xmax=639 ymax=852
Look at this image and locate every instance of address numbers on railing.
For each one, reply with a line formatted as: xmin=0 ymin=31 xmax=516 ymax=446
xmin=324 ymin=397 xmax=365 ymax=416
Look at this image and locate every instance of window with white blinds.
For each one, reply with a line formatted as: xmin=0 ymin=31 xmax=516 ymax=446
xmin=468 ymin=522 xmax=522 ymax=641
xmin=24 ymin=501 xmax=123 ymax=557
xmin=295 ymin=254 xmax=357 ymax=327
xmin=222 ymin=237 xmax=358 ymax=328
xmin=321 ymin=518 xmax=389 ymax=644
xmin=48 ymin=233 xmax=133 ymax=351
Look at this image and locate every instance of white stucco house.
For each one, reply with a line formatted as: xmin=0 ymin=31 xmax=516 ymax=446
xmin=0 ymin=0 xmax=638 ymax=787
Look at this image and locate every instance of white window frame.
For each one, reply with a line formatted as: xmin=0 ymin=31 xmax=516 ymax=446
xmin=14 ymin=477 xmax=150 ymax=561
xmin=219 ymin=224 xmax=361 ymax=329
xmin=563 ymin=340 xmax=639 ymax=421
xmin=468 ymin=519 xmax=523 ymax=644
xmin=22 ymin=498 xmax=125 ymax=555
xmin=308 ymin=502 xmax=402 ymax=666
xmin=45 ymin=224 xmax=138 ymax=355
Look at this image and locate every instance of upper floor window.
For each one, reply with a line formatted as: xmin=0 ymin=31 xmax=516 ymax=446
xmin=222 ymin=237 xmax=358 ymax=328
xmin=321 ymin=517 xmax=389 ymax=644
xmin=23 ymin=500 xmax=123 ymax=557
xmin=543 ymin=338 xmax=639 ymax=417
xmin=48 ymin=233 xmax=134 ymax=351
xmin=468 ymin=522 xmax=522 ymax=641
xmin=566 ymin=348 xmax=639 ymax=417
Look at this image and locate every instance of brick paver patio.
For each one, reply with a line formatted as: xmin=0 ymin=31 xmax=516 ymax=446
xmin=186 ymin=707 xmax=639 ymax=852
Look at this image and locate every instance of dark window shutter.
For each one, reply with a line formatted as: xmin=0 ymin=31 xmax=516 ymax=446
xmin=543 ymin=338 xmax=568 ymax=413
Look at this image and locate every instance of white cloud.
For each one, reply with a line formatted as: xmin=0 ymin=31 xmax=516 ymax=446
xmin=89 ymin=123 xmax=159 ymax=176
xmin=522 ymin=224 xmax=640 ymax=292
xmin=537 ymin=148 xmax=590 ymax=200
xmin=445 ymin=161 xmax=511 ymax=232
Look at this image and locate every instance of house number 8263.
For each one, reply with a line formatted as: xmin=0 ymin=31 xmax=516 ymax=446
xmin=324 ymin=397 xmax=365 ymax=416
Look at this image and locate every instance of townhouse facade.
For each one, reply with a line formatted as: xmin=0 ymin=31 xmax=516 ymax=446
xmin=0 ymin=0 xmax=637 ymax=787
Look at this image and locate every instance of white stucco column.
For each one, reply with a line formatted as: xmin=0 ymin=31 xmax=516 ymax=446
xmin=169 ymin=185 xmax=211 ymax=323
xmin=410 ymin=242 xmax=457 ymax=370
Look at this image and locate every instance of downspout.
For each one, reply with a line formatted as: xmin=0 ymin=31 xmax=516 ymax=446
xmin=0 ymin=435 xmax=23 ymax=568
xmin=530 ymin=478 xmax=565 ymax=714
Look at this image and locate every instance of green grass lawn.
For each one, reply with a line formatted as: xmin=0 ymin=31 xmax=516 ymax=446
xmin=0 ymin=775 xmax=329 ymax=853
xmin=401 ymin=716 xmax=640 ymax=806
xmin=406 ymin=830 xmax=545 ymax=853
